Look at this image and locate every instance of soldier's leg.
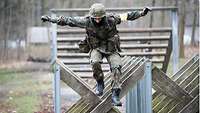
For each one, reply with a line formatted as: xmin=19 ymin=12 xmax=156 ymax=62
xmin=90 ymin=49 xmax=104 ymax=96
xmin=106 ymin=52 xmax=122 ymax=106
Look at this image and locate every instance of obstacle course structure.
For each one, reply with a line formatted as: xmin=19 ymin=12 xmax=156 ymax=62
xmin=50 ymin=7 xmax=199 ymax=113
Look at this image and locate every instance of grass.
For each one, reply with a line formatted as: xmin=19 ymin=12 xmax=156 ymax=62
xmin=0 ymin=69 xmax=52 ymax=113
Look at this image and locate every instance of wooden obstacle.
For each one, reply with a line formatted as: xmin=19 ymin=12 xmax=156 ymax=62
xmin=50 ymin=7 xmax=198 ymax=113
xmin=152 ymin=55 xmax=199 ymax=113
xmin=56 ymin=56 xmax=148 ymax=113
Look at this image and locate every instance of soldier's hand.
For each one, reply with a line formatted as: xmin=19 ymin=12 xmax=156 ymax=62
xmin=141 ymin=7 xmax=152 ymax=16
xmin=41 ymin=15 xmax=50 ymax=22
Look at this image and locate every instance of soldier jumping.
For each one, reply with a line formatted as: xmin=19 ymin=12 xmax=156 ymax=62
xmin=41 ymin=3 xmax=150 ymax=106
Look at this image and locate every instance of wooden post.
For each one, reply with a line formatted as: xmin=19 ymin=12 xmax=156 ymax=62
xmin=51 ymin=13 xmax=61 ymax=113
xmin=126 ymin=60 xmax=152 ymax=113
xmin=54 ymin=64 xmax=61 ymax=113
xmin=171 ymin=9 xmax=179 ymax=74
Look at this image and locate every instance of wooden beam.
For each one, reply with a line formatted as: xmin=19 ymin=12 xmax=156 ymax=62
xmin=60 ymin=58 xmax=164 ymax=65
xmin=56 ymin=59 xmax=101 ymax=105
xmin=162 ymin=33 xmax=172 ymax=73
xmin=57 ymin=44 xmax=169 ymax=50
xmin=67 ymin=56 xmax=133 ymax=113
xmin=90 ymin=61 xmax=146 ymax=113
xmin=51 ymin=6 xmax=178 ymax=13
xmin=57 ymin=51 xmax=167 ymax=58
xmin=152 ymin=67 xmax=193 ymax=101
xmin=57 ymin=36 xmax=170 ymax=42
xmin=178 ymin=94 xmax=199 ymax=113
xmin=57 ymin=28 xmax=172 ymax=34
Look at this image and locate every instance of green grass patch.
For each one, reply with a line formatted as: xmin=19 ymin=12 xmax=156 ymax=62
xmin=10 ymin=94 xmax=40 ymax=113
xmin=0 ymin=69 xmax=52 ymax=113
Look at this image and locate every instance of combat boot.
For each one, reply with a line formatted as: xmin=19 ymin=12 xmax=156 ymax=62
xmin=112 ymin=88 xmax=122 ymax=106
xmin=95 ymin=79 xmax=104 ymax=96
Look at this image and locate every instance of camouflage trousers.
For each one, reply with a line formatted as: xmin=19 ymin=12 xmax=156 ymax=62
xmin=89 ymin=49 xmax=122 ymax=89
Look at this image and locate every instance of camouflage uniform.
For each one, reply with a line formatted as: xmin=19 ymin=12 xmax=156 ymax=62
xmin=50 ymin=11 xmax=142 ymax=88
xmin=41 ymin=3 xmax=150 ymax=106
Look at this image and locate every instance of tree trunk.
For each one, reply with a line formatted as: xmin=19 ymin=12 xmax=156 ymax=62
xmin=161 ymin=0 xmax=165 ymax=27
xmin=178 ymin=0 xmax=186 ymax=58
xmin=191 ymin=0 xmax=198 ymax=46
xmin=4 ymin=1 xmax=10 ymax=62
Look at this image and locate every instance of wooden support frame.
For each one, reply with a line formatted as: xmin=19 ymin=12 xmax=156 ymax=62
xmin=152 ymin=66 xmax=193 ymax=101
xmin=56 ymin=59 xmax=101 ymax=105
xmin=50 ymin=6 xmax=182 ymax=113
xmin=90 ymin=60 xmax=147 ymax=113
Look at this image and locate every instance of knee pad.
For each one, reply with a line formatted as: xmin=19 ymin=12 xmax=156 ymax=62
xmin=111 ymin=66 xmax=122 ymax=75
xmin=91 ymin=62 xmax=104 ymax=81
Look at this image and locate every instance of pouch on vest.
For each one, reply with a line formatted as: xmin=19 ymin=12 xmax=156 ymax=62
xmin=78 ymin=36 xmax=91 ymax=53
xmin=107 ymin=34 xmax=122 ymax=52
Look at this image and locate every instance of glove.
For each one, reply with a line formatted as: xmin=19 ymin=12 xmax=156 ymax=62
xmin=41 ymin=15 xmax=51 ymax=22
xmin=141 ymin=7 xmax=151 ymax=16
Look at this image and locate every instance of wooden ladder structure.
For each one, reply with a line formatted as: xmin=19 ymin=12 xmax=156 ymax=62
xmin=50 ymin=7 xmax=198 ymax=113
xmin=54 ymin=27 xmax=173 ymax=113
xmin=56 ymin=56 xmax=149 ymax=113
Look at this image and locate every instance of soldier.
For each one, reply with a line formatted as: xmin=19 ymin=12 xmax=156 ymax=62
xmin=41 ymin=3 xmax=150 ymax=106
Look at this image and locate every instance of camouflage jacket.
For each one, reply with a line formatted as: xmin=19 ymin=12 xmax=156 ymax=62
xmin=51 ymin=11 xmax=143 ymax=54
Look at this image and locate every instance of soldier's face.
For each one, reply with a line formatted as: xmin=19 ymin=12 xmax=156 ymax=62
xmin=93 ymin=17 xmax=102 ymax=23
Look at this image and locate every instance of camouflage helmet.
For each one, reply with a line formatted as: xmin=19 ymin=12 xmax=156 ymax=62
xmin=89 ymin=3 xmax=106 ymax=18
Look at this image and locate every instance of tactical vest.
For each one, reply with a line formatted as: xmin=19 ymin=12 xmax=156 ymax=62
xmin=81 ymin=15 xmax=121 ymax=53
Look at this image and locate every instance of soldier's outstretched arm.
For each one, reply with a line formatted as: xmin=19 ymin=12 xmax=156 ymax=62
xmin=119 ymin=7 xmax=151 ymax=22
xmin=41 ymin=15 xmax=87 ymax=28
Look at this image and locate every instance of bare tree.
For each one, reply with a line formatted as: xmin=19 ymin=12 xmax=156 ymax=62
xmin=191 ymin=0 xmax=198 ymax=46
xmin=178 ymin=0 xmax=186 ymax=58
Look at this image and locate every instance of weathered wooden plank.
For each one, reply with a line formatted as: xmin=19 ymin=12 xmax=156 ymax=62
xmin=184 ymin=75 xmax=199 ymax=95
xmin=71 ymin=101 xmax=88 ymax=113
xmin=161 ymin=33 xmax=172 ymax=73
xmin=102 ymin=57 xmax=144 ymax=99
xmin=68 ymin=56 xmax=132 ymax=113
xmin=155 ymin=72 xmax=199 ymax=113
xmin=152 ymin=56 xmax=199 ymax=108
xmin=108 ymin=107 xmax=121 ymax=113
xmin=152 ymin=56 xmax=198 ymax=102
xmin=57 ymin=36 xmax=170 ymax=42
xmin=178 ymin=95 xmax=199 ymax=113
xmin=154 ymin=67 xmax=199 ymax=113
xmin=56 ymin=59 xmax=101 ymax=105
xmin=61 ymin=58 xmax=164 ymax=65
xmin=67 ymin=98 xmax=85 ymax=113
xmin=152 ymin=67 xmax=193 ymax=101
xmin=57 ymin=51 xmax=167 ymax=58
xmin=90 ymin=61 xmax=146 ymax=113
xmin=153 ymin=95 xmax=169 ymax=112
xmin=179 ymin=67 xmax=199 ymax=88
xmin=103 ymin=57 xmax=138 ymax=90
xmin=69 ymin=67 xmax=110 ymax=72
xmin=79 ymin=56 xmax=137 ymax=113
xmin=57 ymin=44 xmax=169 ymax=50
xmin=120 ymin=57 xmax=145 ymax=83
xmin=174 ymin=59 xmax=199 ymax=83
xmin=51 ymin=7 xmax=177 ymax=13
xmin=171 ymin=55 xmax=199 ymax=80
xmin=57 ymin=28 xmax=172 ymax=34
xmin=167 ymin=80 xmax=199 ymax=113
xmin=67 ymin=56 xmax=130 ymax=113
